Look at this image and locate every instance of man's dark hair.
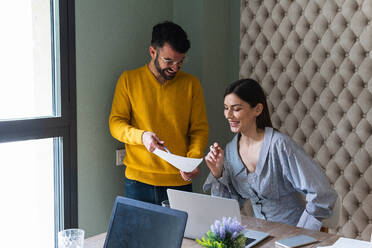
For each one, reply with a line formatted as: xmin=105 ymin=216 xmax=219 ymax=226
xmin=151 ymin=21 xmax=190 ymax=53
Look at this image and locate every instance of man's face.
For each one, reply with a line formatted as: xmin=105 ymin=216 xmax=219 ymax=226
xmin=152 ymin=43 xmax=186 ymax=81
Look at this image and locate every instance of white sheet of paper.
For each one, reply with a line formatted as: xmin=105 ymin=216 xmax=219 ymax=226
xmin=153 ymin=148 xmax=203 ymax=172
xmin=317 ymin=237 xmax=372 ymax=248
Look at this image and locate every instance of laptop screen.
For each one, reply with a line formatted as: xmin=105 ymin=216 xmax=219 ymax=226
xmin=104 ymin=196 xmax=188 ymax=248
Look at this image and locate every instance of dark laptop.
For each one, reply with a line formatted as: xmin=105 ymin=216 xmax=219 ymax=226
xmin=103 ymin=196 xmax=188 ymax=248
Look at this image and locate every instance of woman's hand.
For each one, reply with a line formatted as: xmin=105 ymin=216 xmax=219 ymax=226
xmin=205 ymin=142 xmax=224 ymax=178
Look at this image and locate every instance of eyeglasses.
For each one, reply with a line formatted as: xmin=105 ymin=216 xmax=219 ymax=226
xmin=160 ymin=56 xmax=186 ymax=67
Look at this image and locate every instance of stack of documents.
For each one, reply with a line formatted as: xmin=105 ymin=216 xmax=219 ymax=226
xmin=318 ymin=237 xmax=372 ymax=248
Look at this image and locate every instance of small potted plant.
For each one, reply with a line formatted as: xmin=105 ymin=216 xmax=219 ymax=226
xmin=196 ymin=217 xmax=247 ymax=248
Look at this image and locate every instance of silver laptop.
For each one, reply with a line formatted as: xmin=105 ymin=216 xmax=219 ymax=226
xmin=167 ymin=189 xmax=241 ymax=239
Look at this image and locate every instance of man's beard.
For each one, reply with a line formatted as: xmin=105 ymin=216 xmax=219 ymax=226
xmin=154 ymin=54 xmax=177 ymax=81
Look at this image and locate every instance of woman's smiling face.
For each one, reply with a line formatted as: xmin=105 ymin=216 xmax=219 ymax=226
xmin=224 ymin=93 xmax=262 ymax=133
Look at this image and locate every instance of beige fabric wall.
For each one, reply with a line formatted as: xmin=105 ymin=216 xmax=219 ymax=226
xmin=239 ymin=0 xmax=372 ymax=240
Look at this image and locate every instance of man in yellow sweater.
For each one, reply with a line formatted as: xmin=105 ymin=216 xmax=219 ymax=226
xmin=109 ymin=21 xmax=209 ymax=205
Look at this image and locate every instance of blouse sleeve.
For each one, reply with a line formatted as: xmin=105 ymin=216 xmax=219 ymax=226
xmin=279 ymin=138 xmax=337 ymax=230
xmin=203 ymin=163 xmax=245 ymax=206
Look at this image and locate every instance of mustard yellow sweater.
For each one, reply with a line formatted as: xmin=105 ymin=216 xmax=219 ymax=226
xmin=109 ymin=65 xmax=209 ymax=186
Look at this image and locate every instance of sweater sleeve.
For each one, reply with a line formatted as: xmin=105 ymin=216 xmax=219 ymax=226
xmin=109 ymin=72 xmax=145 ymax=145
xmin=279 ymin=138 xmax=337 ymax=230
xmin=186 ymin=80 xmax=209 ymax=158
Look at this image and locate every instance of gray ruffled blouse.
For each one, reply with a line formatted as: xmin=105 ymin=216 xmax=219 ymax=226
xmin=203 ymin=127 xmax=337 ymax=230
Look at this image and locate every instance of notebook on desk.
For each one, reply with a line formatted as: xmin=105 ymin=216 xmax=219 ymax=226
xmin=103 ymin=196 xmax=188 ymax=248
xmin=167 ymin=189 xmax=270 ymax=247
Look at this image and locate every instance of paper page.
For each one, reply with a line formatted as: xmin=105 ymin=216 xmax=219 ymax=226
xmin=153 ymin=148 xmax=203 ymax=172
xmin=318 ymin=237 xmax=372 ymax=248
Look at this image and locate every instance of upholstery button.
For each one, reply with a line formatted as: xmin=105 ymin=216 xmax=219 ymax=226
xmin=369 ymin=220 xmax=372 ymax=224
xmin=337 ymin=7 xmax=341 ymax=12
xmin=340 ymin=170 xmax=344 ymax=175
xmin=326 ymin=53 xmax=330 ymax=58
xmin=345 ymin=52 xmax=349 ymax=57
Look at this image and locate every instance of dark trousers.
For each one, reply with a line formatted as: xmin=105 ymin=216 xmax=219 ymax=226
xmin=124 ymin=176 xmax=192 ymax=205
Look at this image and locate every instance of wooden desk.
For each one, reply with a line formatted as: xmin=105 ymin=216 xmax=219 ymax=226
xmin=84 ymin=216 xmax=339 ymax=248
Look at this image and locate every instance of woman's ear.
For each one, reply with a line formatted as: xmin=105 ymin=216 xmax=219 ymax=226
xmin=255 ymin=103 xmax=263 ymax=116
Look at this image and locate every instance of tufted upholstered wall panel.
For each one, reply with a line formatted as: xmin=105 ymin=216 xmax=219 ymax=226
xmin=239 ymin=0 xmax=372 ymax=240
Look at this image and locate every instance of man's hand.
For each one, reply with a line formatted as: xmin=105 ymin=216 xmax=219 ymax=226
xmin=180 ymin=167 xmax=199 ymax=181
xmin=142 ymin=131 xmax=165 ymax=152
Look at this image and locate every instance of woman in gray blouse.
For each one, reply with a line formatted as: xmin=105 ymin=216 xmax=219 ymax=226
xmin=204 ymin=78 xmax=337 ymax=231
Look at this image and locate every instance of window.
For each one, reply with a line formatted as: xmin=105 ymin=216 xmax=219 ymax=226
xmin=0 ymin=1 xmax=76 ymax=247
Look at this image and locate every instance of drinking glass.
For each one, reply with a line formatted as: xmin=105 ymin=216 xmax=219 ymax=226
xmin=58 ymin=229 xmax=85 ymax=248
xmin=161 ymin=199 xmax=170 ymax=208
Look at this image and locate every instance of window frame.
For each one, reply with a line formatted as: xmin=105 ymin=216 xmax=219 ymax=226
xmin=0 ymin=0 xmax=77 ymax=229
